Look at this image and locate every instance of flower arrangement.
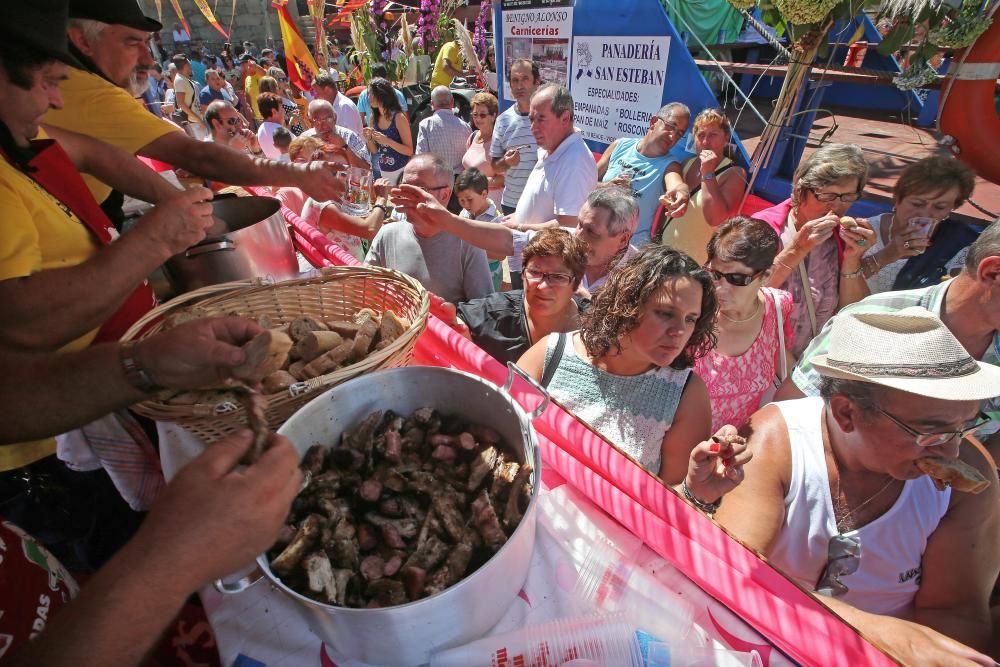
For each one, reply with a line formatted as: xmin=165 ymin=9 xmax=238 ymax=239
xmin=472 ymin=0 xmax=492 ymax=59
xmin=416 ymin=0 xmax=444 ymax=49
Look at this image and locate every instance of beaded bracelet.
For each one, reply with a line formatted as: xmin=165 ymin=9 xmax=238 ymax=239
xmin=682 ymin=479 xmax=721 ymax=516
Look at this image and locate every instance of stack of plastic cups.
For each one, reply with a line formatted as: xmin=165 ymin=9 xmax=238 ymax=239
xmin=429 ymin=613 xmax=643 ymax=667
xmin=572 ymin=540 xmax=696 ymax=647
xmin=647 ymin=642 xmax=763 ymax=667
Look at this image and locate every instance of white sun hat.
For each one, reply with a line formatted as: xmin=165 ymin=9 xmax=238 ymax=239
xmin=812 ymin=306 xmax=1000 ymax=401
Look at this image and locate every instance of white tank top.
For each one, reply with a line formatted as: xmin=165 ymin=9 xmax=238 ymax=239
xmin=768 ymin=397 xmax=951 ymax=617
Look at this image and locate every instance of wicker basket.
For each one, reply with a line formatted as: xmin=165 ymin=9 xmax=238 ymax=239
xmin=120 ymin=266 xmax=429 ymax=443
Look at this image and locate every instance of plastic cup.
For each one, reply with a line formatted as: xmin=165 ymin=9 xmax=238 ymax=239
xmin=429 ymin=614 xmax=643 ymax=667
xmin=647 ymin=643 xmax=763 ymax=667
xmin=908 ymin=216 xmax=937 ymax=239
xmin=572 ymin=541 xmax=695 ymax=645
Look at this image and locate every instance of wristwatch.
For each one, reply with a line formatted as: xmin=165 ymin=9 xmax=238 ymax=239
xmin=702 ymin=171 xmax=716 ymax=181
xmin=119 ymin=341 xmax=162 ymax=394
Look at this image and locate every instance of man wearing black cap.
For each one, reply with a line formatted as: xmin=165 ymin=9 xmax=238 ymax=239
xmin=0 ymin=0 xmax=222 ymax=572
xmin=43 ymin=0 xmax=345 ymax=225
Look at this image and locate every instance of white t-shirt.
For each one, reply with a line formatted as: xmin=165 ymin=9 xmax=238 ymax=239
xmin=510 ymin=132 xmax=596 ymax=271
xmin=257 ymin=121 xmax=284 ymax=159
xmin=333 ymin=91 xmax=364 ymax=138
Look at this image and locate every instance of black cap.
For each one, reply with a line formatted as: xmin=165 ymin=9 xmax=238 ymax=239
xmin=69 ymin=0 xmax=163 ymax=32
xmin=0 ymin=0 xmax=80 ymax=67
xmin=237 ymin=54 xmax=258 ymax=65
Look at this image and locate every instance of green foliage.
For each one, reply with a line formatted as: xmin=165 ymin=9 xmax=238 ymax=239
xmin=875 ymin=21 xmax=913 ymax=55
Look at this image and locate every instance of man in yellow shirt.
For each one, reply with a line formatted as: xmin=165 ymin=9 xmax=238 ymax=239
xmin=430 ymin=27 xmax=464 ymax=89
xmin=240 ymin=54 xmax=267 ymax=123
xmin=43 ymin=0 xmax=346 ymax=226
xmin=0 ymin=0 xmax=219 ymax=574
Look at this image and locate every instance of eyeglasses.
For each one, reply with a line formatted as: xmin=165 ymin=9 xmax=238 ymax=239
xmin=815 ymin=533 xmax=860 ymax=598
xmin=523 ymin=268 xmax=573 ymax=286
xmin=705 ymin=267 xmax=762 ymax=287
xmin=221 ymin=117 xmax=240 ymax=126
xmin=876 ymin=407 xmax=991 ymax=448
xmin=809 ymin=189 xmax=863 ymax=203
xmin=655 ymin=117 xmax=685 ymax=136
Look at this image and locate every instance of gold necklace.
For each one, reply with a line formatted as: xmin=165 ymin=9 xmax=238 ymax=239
xmin=824 ymin=407 xmax=898 ymax=532
xmin=720 ymin=294 xmax=761 ymax=324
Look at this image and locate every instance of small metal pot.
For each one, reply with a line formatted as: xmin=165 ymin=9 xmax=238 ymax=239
xmin=163 ymin=195 xmax=299 ymax=294
xmin=216 ymin=364 xmax=547 ymax=666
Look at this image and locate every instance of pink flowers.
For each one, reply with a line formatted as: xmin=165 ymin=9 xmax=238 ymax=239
xmin=472 ymin=1 xmax=491 ymax=59
xmin=416 ymin=0 xmax=443 ymax=48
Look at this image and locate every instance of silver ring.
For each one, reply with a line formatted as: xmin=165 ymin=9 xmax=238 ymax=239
xmin=904 ymin=241 xmax=911 ymax=249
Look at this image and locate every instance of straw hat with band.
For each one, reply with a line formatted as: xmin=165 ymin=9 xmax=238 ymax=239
xmin=812 ymin=306 xmax=1000 ymax=402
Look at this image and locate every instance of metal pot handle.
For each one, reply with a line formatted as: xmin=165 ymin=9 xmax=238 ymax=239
xmin=213 ymin=566 xmax=264 ymax=594
xmin=504 ymin=362 xmax=551 ymax=420
xmin=185 ymin=240 xmax=237 ymax=257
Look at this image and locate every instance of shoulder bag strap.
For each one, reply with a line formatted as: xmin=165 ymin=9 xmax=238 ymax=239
xmin=769 ymin=288 xmax=788 ymax=382
xmin=796 ymin=261 xmax=818 ymax=338
xmin=540 ymin=333 xmax=568 ymax=389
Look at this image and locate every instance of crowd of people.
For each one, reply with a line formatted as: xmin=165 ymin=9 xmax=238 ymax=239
xmin=0 ymin=0 xmax=998 ymax=665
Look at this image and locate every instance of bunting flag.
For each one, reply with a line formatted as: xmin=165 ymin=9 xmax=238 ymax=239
xmin=273 ymin=2 xmax=321 ymax=92
xmin=169 ymin=0 xmax=191 ymax=36
xmin=192 ymin=0 xmax=229 ymax=38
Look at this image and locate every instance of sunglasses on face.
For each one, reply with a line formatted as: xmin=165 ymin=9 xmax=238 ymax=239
xmin=810 ymin=188 xmax=862 ymax=203
xmin=876 ymin=407 xmax=991 ymax=448
xmin=221 ymin=117 xmax=240 ymax=126
xmin=815 ymin=533 xmax=860 ymax=597
xmin=705 ymin=266 xmax=762 ymax=287
xmin=523 ymin=267 xmax=573 ymax=286
xmin=471 ymin=112 xmax=494 ymax=119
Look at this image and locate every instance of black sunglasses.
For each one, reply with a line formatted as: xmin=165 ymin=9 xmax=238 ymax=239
xmin=815 ymin=533 xmax=860 ymax=597
xmin=705 ymin=266 xmax=762 ymax=287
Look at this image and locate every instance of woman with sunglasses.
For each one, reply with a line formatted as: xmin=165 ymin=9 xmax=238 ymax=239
xmin=754 ymin=143 xmax=876 ymax=358
xmin=860 ymin=157 xmax=977 ymax=294
xmin=461 ymin=92 xmax=505 ymax=204
xmin=656 ymin=109 xmax=747 ymax=264
xmin=459 ymin=229 xmax=586 ymax=364
xmin=695 ymin=217 xmax=793 ymax=431
xmin=518 ymin=245 xmax=750 ymax=505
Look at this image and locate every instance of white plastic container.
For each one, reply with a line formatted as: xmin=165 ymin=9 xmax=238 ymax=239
xmin=573 ymin=540 xmax=695 ymax=646
xmin=429 ymin=614 xmax=643 ymax=667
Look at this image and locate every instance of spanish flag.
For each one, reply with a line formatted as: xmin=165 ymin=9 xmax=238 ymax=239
xmin=273 ymin=2 xmax=321 ymax=92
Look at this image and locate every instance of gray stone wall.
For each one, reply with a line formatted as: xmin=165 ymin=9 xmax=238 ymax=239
xmin=141 ymin=0 xmax=299 ymax=54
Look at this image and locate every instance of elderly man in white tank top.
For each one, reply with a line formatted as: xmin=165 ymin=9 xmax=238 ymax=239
xmin=715 ymin=307 xmax=1000 ymax=666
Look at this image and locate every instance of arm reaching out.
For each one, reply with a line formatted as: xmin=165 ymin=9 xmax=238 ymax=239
xmin=7 ymin=430 xmax=302 ymax=667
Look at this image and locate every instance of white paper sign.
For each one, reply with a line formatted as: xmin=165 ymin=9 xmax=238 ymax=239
xmin=569 ymin=36 xmax=671 ymax=145
xmin=500 ymin=0 xmax=574 ymax=100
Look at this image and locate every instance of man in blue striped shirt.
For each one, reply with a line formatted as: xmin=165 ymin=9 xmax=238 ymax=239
xmin=490 ymin=59 xmax=541 ymax=217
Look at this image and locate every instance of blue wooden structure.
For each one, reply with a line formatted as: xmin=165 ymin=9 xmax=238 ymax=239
xmin=493 ymin=0 xmax=752 ymax=168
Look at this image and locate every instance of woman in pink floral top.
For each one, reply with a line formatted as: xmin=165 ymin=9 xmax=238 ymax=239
xmin=695 ymin=217 xmax=794 ymax=431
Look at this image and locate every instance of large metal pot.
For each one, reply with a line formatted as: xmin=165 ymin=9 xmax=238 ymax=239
xmin=163 ymin=195 xmax=299 ymax=294
xmin=218 ymin=365 xmax=546 ymax=666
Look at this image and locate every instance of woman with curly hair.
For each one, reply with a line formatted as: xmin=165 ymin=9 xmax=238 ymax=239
xmin=518 ymin=245 xmax=750 ymax=504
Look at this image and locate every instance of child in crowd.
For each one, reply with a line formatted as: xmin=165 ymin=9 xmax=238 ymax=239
xmin=455 ymin=168 xmax=504 ymax=290
xmin=272 ymin=126 xmax=293 ymax=163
